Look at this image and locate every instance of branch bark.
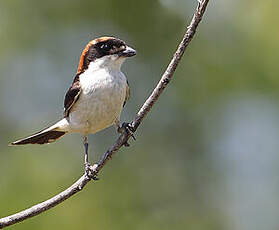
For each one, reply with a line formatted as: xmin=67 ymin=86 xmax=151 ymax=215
xmin=0 ymin=0 xmax=210 ymax=228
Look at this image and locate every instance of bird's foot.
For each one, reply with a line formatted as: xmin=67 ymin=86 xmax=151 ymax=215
xmin=117 ymin=122 xmax=136 ymax=147
xmin=84 ymin=163 xmax=99 ymax=181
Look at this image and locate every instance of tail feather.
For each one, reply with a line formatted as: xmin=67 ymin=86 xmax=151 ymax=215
xmin=10 ymin=130 xmax=66 ymax=145
xmin=10 ymin=119 xmax=69 ymax=145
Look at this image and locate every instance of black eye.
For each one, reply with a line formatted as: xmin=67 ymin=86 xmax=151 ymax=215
xmin=100 ymin=43 xmax=111 ymax=52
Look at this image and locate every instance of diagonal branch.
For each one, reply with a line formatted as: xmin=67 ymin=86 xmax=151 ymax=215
xmin=0 ymin=0 xmax=210 ymax=228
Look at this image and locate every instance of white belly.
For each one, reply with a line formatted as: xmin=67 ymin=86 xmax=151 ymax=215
xmin=68 ymin=68 xmax=127 ymax=135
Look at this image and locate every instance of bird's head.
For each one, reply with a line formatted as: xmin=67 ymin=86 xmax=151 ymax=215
xmin=77 ymin=36 xmax=136 ymax=74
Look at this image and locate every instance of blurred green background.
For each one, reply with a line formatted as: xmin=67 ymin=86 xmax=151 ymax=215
xmin=1 ymin=0 xmax=279 ymax=229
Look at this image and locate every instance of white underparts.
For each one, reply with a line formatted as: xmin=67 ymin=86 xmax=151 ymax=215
xmin=67 ymin=55 xmax=128 ymax=135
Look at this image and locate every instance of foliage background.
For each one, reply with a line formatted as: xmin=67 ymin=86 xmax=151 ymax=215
xmin=1 ymin=0 xmax=279 ymax=229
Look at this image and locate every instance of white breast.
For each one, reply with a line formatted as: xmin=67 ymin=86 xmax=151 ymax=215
xmin=68 ymin=59 xmax=127 ymax=135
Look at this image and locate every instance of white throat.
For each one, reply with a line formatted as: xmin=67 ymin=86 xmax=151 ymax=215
xmin=87 ymin=55 xmax=126 ymax=72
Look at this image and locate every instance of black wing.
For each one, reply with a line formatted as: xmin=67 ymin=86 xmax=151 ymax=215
xmin=123 ymin=80 xmax=130 ymax=107
xmin=63 ymin=75 xmax=81 ymax=117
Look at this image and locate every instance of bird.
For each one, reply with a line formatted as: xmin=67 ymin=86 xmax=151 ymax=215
xmin=10 ymin=36 xmax=136 ymax=176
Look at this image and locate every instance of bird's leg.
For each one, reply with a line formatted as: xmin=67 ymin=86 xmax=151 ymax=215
xmin=83 ymin=136 xmax=98 ymax=180
xmin=83 ymin=135 xmax=90 ymax=172
xmin=115 ymin=119 xmax=136 ymax=147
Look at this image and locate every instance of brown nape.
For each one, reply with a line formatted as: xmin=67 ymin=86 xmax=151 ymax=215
xmin=10 ymin=131 xmax=66 ymax=145
xmin=77 ymin=36 xmax=126 ymax=74
xmin=77 ymin=40 xmax=95 ymax=74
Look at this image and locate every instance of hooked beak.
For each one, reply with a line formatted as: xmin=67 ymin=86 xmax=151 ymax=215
xmin=119 ymin=46 xmax=136 ymax=57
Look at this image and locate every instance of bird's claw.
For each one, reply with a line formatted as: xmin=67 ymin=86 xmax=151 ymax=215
xmin=85 ymin=163 xmax=99 ymax=180
xmin=117 ymin=122 xmax=136 ymax=147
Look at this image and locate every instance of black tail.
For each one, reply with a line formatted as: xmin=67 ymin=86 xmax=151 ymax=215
xmin=10 ymin=130 xmax=66 ymax=145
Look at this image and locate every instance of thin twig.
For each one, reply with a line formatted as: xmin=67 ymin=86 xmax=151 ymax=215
xmin=0 ymin=0 xmax=210 ymax=228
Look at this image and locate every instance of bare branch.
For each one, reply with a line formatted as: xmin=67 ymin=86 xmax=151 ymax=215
xmin=0 ymin=176 xmax=90 ymax=228
xmin=0 ymin=0 xmax=210 ymax=228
